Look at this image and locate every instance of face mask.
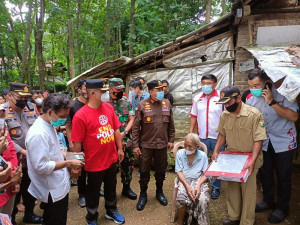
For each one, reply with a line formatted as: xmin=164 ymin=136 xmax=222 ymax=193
xmin=202 ymin=85 xmax=213 ymax=95
xmin=15 ymin=100 xmax=27 ymax=109
xmin=250 ymin=89 xmax=262 ymax=97
xmin=100 ymin=91 xmax=110 ymax=103
xmin=50 ymin=112 xmax=67 ymax=127
xmin=34 ymin=98 xmax=43 ymax=106
xmin=113 ymin=91 xmax=123 ymax=100
xmin=81 ymin=92 xmax=88 ymax=99
xmin=156 ymin=91 xmax=164 ymax=101
xmin=225 ymin=101 xmax=239 ymax=113
xmin=185 ymin=148 xmax=196 ymax=156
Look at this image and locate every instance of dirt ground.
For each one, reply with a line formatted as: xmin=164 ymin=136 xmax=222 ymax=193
xmin=15 ymin=165 xmax=300 ymax=225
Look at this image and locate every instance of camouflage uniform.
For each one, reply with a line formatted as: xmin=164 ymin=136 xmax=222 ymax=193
xmin=107 ymin=88 xmax=135 ymax=185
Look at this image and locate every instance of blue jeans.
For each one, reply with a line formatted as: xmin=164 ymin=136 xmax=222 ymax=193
xmin=200 ymin=138 xmax=225 ymax=190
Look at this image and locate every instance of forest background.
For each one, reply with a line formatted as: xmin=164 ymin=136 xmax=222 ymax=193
xmin=0 ymin=0 xmax=233 ymax=92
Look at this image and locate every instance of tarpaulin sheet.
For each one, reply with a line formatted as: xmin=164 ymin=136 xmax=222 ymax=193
xmin=244 ymin=45 xmax=300 ymax=102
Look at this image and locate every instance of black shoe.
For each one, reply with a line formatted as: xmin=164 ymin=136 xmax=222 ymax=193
xmin=222 ymin=217 xmax=240 ymax=225
xmin=23 ymin=213 xmax=43 ymax=224
xmin=122 ymin=187 xmax=137 ymax=200
xmin=156 ymin=192 xmax=168 ymax=206
xmin=136 ymin=195 xmax=147 ymax=211
xmin=268 ymin=209 xmax=287 ymax=224
xmin=211 ymin=188 xmax=220 ymax=199
xmin=99 ymin=189 xmax=104 ymax=197
xmin=255 ymin=201 xmax=274 ymax=213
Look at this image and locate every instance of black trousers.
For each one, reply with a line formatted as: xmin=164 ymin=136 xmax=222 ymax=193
xmin=85 ymin=163 xmax=118 ymax=223
xmin=12 ymin=167 xmax=36 ymax=217
xmin=260 ymin=141 xmax=294 ymax=214
xmin=77 ymin=167 xmax=87 ymax=197
xmin=43 ymin=194 xmax=68 ymax=225
xmin=139 ymin=148 xmax=168 ymax=190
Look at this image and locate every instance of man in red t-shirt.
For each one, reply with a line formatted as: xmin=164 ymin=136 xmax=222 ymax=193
xmin=71 ymin=79 xmax=125 ymax=225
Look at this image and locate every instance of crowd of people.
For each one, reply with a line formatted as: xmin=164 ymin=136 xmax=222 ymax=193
xmin=0 ymin=68 xmax=298 ymax=225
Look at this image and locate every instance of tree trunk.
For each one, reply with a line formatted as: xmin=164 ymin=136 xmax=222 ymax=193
xmin=68 ymin=19 xmax=75 ymax=79
xmin=27 ymin=41 xmax=33 ymax=89
xmin=76 ymin=0 xmax=82 ymax=74
xmin=8 ymin=19 xmax=22 ymax=62
xmin=105 ymin=0 xmax=111 ymax=61
xmin=20 ymin=0 xmax=33 ymax=83
xmin=221 ymin=0 xmax=226 ymax=16
xmin=205 ymin=0 xmax=212 ymax=24
xmin=129 ymin=0 xmax=135 ymax=58
xmin=34 ymin=0 xmax=46 ymax=91
xmin=83 ymin=40 xmax=88 ymax=71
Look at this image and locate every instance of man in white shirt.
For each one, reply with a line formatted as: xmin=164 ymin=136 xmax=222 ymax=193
xmin=189 ymin=74 xmax=224 ymax=199
xmin=26 ymin=93 xmax=84 ymax=225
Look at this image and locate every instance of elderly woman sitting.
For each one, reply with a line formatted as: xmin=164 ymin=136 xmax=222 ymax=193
xmin=175 ymin=133 xmax=210 ymax=225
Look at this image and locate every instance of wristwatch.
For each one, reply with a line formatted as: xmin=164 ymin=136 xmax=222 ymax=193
xmin=269 ymin=100 xmax=277 ymax=106
xmin=124 ymin=130 xmax=128 ymax=135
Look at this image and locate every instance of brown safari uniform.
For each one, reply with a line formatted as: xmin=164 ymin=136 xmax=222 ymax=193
xmin=132 ymin=97 xmax=175 ymax=191
xmin=217 ymin=102 xmax=266 ymax=225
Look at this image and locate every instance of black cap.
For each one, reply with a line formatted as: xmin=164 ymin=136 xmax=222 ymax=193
xmin=77 ymin=79 xmax=86 ymax=88
xmin=217 ymin=86 xmax=240 ymax=104
xmin=147 ymin=80 xmax=163 ymax=91
xmin=85 ymin=79 xmax=108 ymax=91
xmin=10 ymin=83 xmax=31 ymax=96
xmin=2 ymin=90 xmax=9 ymax=97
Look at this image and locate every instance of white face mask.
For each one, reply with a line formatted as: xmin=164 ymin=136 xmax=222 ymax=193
xmin=100 ymin=91 xmax=110 ymax=103
xmin=34 ymin=98 xmax=43 ymax=106
xmin=185 ymin=148 xmax=196 ymax=156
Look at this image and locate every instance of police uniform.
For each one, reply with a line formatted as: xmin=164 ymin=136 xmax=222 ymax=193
xmin=216 ymin=87 xmax=266 ymax=225
xmin=107 ymin=78 xmax=136 ymax=199
xmin=4 ymin=83 xmax=42 ymax=224
xmin=132 ymin=80 xmax=175 ymax=210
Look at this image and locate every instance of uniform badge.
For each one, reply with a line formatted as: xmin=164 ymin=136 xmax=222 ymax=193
xmin=28 ymin=111 xmax=34 ymax=115
xmin=146 ymin=117 xmax=151 ymax=122
xmin=259 ymin=117 xmax=265 ymax=128
xmin=7 ymin=114 xmax=13 ymax=118
xmin=9 ymin=107 xmax=13 ymax=112
xmin=10 ymin=129 xmax=17 ymax=135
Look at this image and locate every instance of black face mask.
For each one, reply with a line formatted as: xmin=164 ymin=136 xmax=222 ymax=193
xmin=15 ymin=100 xmax=28 ymax=109
xmin=113 ymin=91 xmax=123 ymax=100
xmin=225 ymin=101 xmax=239 ymax=113
xmin=81 ymin=92 xmax=88 ymax=99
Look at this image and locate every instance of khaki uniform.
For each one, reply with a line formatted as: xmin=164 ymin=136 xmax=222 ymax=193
xmin=132 ymin=98 xmax=175 ymax=188
xmin=216 ymin=102 xmax=266 ymax=225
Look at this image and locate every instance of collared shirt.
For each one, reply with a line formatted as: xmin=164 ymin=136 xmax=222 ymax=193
xmin=190 ymin=90 xmax=223 ymax=139
xmin=175 ymin=149 xmax=208 ymax=180
xmin=217 ymin=102 xmax=267 ymax=153
xmin=26 ymin=117 xmax=70 ymax=203
xmin=3 ymin=102 xmax=38 ymax=153
xmin=132 ymin=91 xmax=150 ymax=113
xmin=132 ymin=98 xmax=175 ymax=149
xmin=246 ymin=86 xmax=299 ymax=152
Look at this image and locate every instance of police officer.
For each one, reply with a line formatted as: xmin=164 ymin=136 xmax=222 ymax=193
xmin=212 ymin=86 xmax=266 ymax=225
xmin=132 ymin=80 xmax=175 ymax=211
xmin=106 ymin=78 xmax=137 ymax=200
xmin=3 ymin=83 xmax=42 ymax=224
xmin=247 ymin=68 xmax=299 ymax=223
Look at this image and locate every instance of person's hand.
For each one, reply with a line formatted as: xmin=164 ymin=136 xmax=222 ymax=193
xmin=0 ymin=134 xmax=8 ymax=155
xmin=67 ymin=159 xmax=85 ymax=170
xmin=0 ymin=162 xmax=12 ymax=183
xmin=118 ymin=148 xmax=124 ymax=163
xmin=133 ymin=147 xmax=141 ymax=156
xmin=186 ymin=185 xmax=196 ymax=202
xmin=120 ymin=132 xmax=126 ymax=139
xmin=243 ymin=160 xmax=255 ymax=176
xmin=11 ymin=183 xmax=20 ymax=194
xmin=71 ymin=168 xmax=81 ymax=180
xmin=262 ymin=85 xmax=274 ymax=105
xmin=194 ymin=184 xmax=202 ymax=201
xmin=167 ymin=142 xmax=174 ymax=149
xmin=10 ymin=164 xmax=22 ymax=184
xmin=211 ymin=151 xmax=219 ymax=162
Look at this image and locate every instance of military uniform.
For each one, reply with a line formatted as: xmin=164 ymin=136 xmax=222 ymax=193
xmin=216 ymin=86 xmax=266 ymax=225
xmin=107 ymin=96 xmax=135 ymax=185
xmin=132 ymin=80 xmax=175 ymax=210
xmin=4 ymin=83 xmax=42 ymax=224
